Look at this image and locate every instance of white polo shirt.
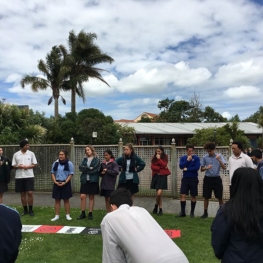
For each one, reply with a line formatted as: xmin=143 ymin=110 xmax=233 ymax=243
xmin=12 ymin=150 xmax=37 ymax=179
xmin=228 ymin=152 xmax=254 ymax=184
xmin=101 ymin=204 xmax=189 ymax=263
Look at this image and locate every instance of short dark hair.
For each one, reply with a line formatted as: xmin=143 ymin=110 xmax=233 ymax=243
xmin=204 ymin=142 xmax=216 ymax=150
xmin=250 ymin=149 xmax=262 ymax=159
xmin=110 ymin=188 xmax=133 ymax=207
xmin=231 ymin=141 xmax=243 ymax=150
xmin=186 ymin=145 xmax=194 ymax=150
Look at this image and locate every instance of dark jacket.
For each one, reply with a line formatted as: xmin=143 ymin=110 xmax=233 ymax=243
xmin=0 ymin=156 xmax=12 ymax=183
xmin=116 ymin=154 xmax=145 ymax=184
xmin=99 ymin=159 xmax=119 ymax=190
xmin=211 ymin=206 xmax=263 ymax=263
xmin=179 ymin=155 xmax=200 ymax=178
xmin=0 ymin=204 xmax=22 ymax=263
xmin=79 ymin=157 xmax=100 ymax=184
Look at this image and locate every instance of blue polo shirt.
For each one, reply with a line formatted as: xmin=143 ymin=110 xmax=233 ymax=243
xmin=201 ymin=153 xmax=226 ymax=177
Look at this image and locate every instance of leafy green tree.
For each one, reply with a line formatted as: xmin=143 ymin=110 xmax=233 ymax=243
xmin=203 ymin=106 xmax=227 ymax=122
xmin=187 ymin=122 xmax=250 ymax=147
xmin=75 ymin=108 xmax=118 ymax=144
xmin=157 ymin=100 xmax=191 ymax=122
xmin=62 ymin=30 xmax=114 ymax=114
xmin=228 ymin=114 xmax=241 ymax=122
xmin=21 ymin=46 xmax=70 ymax=120
xmin=137 ymin=116 xmax=152 ymax=122
xmin=114 ymin=123 xmax=136 ymax=144
xmin=243 ymin=106 xmax=263 ymax=123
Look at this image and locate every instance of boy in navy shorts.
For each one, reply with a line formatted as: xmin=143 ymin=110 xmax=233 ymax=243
xmin=200 ymin=142 xmax=226 ymax=218
xmin=178 ymin=145 xmax=200 ymax=218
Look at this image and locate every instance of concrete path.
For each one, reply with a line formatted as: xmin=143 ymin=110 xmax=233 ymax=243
xmin=4 ymin=192 xmax=219 ymax=218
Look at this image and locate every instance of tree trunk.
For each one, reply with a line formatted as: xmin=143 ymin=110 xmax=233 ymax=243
xmin=71 ymin=87 xmax=76 ymax=114
xmin=54 ymin=98 xmax=59 ymax=120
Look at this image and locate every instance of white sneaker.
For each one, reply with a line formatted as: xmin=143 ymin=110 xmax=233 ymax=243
xmin=51 ymin=215 xmax=59 ymax=221
xmin=66 ymin=214 xmax=72 ymax=220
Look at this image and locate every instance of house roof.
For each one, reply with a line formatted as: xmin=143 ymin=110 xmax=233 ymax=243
xmin=114 ymin=119 xmax=134 ymax=123
xmin=117 ymin=122 xmax=262 ymax=135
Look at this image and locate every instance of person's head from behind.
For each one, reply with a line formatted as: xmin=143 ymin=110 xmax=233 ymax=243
xmin=110 ymin=188 xmax=133 ymax=211
xmin=204 ymin=142 xmax=216 ymax=157
xmin=250 ymin=149 xmax=263 ymax=163
xmin=231 ymin=141 xmax=243 ymax=157
xmin=231 ymin=167 xmax=263 ymax=200
xmin=229 ymin=167 xmax=263 ymax=239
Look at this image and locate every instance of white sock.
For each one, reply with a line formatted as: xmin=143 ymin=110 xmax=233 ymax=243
xmin=51 ymin=215 xmax=59 ymax=221
xmin=66 ymin=214 xmax=72 ymax=220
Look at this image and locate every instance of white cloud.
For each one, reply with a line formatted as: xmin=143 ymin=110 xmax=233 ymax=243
xmin=223 ymin=86 xmax=262 ymax=99
xmin=222 ymin=112 xmax=232 ymax=119
xmin=0 ymin=0 xmax=263 ymax=120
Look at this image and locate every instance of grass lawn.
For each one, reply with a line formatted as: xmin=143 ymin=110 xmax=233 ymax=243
xmin=14 ymin=205 xmax=220 ymax=263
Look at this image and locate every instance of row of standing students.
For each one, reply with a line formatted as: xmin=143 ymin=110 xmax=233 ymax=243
xmin=51 ymin=143 xmax=171 ymax=221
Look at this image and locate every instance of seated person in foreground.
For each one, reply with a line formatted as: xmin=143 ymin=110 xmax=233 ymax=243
xmin=101 ymin=188 xmax=189 ymax=263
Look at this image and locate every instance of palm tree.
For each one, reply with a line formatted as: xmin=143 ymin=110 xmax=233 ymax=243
xmin=62 ymin=30 xmax=114 ymax=114
xmin=21 ymin=46 xmax=70 ymax=120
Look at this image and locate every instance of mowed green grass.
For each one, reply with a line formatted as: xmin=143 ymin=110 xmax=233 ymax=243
xmin=14 ymin=206 xmax=220 ymax=263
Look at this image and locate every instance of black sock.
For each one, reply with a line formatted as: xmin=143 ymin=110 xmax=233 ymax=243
xmin=82 ymin=210 xmax=86 ymax=216
xmin=88 ymin=212 xmax=92 ymax=216
xmin=181 ymin=201 xmax=186 ymax=214
xmin=159 ymin=208 xmax=162 ymax=212
xmin=23 ymin=206 xmax=28 ymax=212
xmin=204 ymin=209 xmax=208 ymax=215
xmin=154 ymin=204 xmax=158 ymax=209
xmin=29 ymin=205 xmax=33 ymax=211
xmin=191 ymin=201 xmax=196 ymax=213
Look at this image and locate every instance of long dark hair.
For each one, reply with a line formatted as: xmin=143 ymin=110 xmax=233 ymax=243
xmin=151 ymin=146 xmax=167 ymax=163
xmin=224 ymin=167 xmax=263 ymax=240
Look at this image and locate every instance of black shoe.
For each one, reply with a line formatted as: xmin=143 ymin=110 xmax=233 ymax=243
xmin=29 ymin=210 xmax=34 ymax=216
xmin=77 ymin=214 xmax=86 ymax=220
xmin=190 ymin=212 xmax=195 ymax=218
xmin=201 ymin=213 xmax=208 ymax=219
xmin=177 ymin=212 xmax=186 ymax=217
xmin=153 ymin=205 xmax=158 ymax=214
xmin=157 ymin=210 xmax=163 ymax=216
xmin=21 ymin=211 xmax=28 ymax=216
xmin=88 ymin=215 xmax=93 ymax=220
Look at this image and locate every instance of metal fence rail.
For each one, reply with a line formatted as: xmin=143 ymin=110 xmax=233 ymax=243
xmin=1 ymin=139 xmax=232 ymax=199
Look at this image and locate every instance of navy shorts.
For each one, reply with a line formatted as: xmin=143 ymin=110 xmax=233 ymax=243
xmin=203 ymin=176 xmax=223 ymax=199
xmin=15 ymin=178 xmax=34 ymax=193
xmin=180 ymin=177 xmax=199 ymax=197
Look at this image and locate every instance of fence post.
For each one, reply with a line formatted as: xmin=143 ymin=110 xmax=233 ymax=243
xmin=118 ymin=138 xmax=123 ymax=157
xmin=171 ymin=138 xmax=177 ymax=198
xmin=229 ymin=138 xmax=233 ymax=158
xmin=70 ymin=137 xmax=75 ymax=193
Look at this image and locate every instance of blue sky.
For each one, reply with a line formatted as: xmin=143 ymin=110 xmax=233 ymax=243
xmin=0 ymin=0 xmax=263 ymax=120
